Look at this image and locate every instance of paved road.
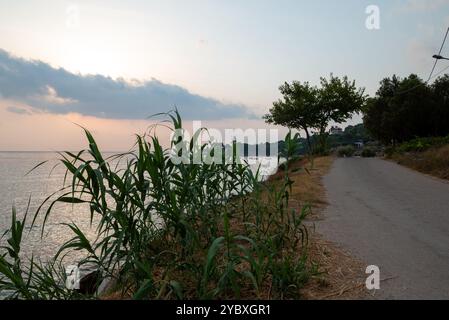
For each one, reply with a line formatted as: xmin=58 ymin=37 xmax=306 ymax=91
xmin=319 ymin=158 xmax=449 ymax=299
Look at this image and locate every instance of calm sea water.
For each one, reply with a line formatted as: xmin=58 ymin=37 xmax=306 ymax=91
xmin=0 ymin=152 xmax=280 ymax=265
xmin=0 ymin=151 xmax=97 ymax=264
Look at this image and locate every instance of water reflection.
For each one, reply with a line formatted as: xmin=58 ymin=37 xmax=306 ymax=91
xmin=0 ymin=152 xmax=280 ymax=265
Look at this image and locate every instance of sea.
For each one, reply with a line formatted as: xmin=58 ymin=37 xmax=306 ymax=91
xmin=0 ymin=151 xmax=98 ymax=265
xmin=0 ymin=151 xmax=280 ymax=264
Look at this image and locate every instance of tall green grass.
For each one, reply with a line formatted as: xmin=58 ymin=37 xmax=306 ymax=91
xmin=0 ymin=111 xmax=316 ymax=300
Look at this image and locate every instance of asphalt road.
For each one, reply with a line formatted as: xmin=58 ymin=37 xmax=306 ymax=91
xmin=318 ymin=157 xmax=449 ymax=299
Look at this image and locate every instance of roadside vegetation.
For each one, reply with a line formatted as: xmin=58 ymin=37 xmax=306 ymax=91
xmin=364 ymin=74 xmax=449 ymax=145
xmin=0 ymin=112 xmax=322 ymax=300
xmin=386 ymin=136 xmax=449 ymax=180
xmin=266 ymin=156 xmax=368 ymax=299
xmin=364 ymin=73 xmax=449 ymax=179
xmin=361 ymin=147 xmax=376 ymax=158
xmin=337 ymin=146 xmax=356 ymax=158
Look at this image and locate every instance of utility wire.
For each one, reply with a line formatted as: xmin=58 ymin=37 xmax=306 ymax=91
xmin=393 ymin=27 xmax=449 ymax=96
xmin=392 ymin=64 xmax=448 ymax=97
xmin=431 ymin=63 xmax=449 ymax=80
xmin=427 ymin=27 xmax=449 ymax=82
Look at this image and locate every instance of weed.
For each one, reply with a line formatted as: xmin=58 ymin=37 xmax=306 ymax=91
xmin=0 ymin=111 xmax=315 ymax=300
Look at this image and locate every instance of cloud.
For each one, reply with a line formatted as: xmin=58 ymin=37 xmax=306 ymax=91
xmin=6 ymin=106 xmax=32 ymax=115
xmin=39 ymin=85 xmax=78 ymax=105
xmin=0 ymin=49 xmax=256 ymax=120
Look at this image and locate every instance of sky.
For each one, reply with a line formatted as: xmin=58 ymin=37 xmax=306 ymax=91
xmin=0 ymin=0 xmax=449 ymax=151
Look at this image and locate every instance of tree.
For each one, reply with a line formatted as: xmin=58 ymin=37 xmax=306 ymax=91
xmin=314 ymin=75 xmax=366 ymax=151
xmin=264 ymin=76 xmax=366 ymax=154
xmin=327 ymin=123 xmax=372 ymax=148
xmin=363 ymin=76 xmax=401 ymax=144
xmin=363 ymin=74 xmax=439 ymax=144
xmin=264 ymin=81 xmax=318 ymax=150
xmin=431 ymin=74 xmax=449 ymax=137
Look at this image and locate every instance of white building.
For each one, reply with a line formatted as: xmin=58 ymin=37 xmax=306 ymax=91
xmin=330 ymin=126 xmax=343 ymax=135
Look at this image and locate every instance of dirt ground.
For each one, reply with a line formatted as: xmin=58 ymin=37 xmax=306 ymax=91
xmin=270 ymin=156 xmax=370 ymax=300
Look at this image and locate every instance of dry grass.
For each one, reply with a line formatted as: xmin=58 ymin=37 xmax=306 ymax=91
xmin=392 ymin=144 xmax=449 ymax=180
xmin=270 ymin=156 xmax=369 ymax=300
xmin=266 ymin=156 xmax=332 ymax=219
xmin=302 ymin=235 xmax=369 ymax=300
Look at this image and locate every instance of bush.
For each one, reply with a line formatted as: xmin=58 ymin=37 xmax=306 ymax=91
xmin=392 ymin=145 xmax=449 ymax=180
xmin=278 ymin=156 xmax=301 ymax=171
xmin=384 ymin=146 xmax=396 ymax=158
xmin=312 ymin=144 xmax=330 ymax=156
xmin=337 ymin=145 xmax=355 ymax=157
xmin=397 ymin=136 xmax=449 ymax=153
xmin=361 ymin=147 xmax=376 ymax=158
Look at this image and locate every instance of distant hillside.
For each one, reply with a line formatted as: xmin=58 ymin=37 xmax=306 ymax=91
xmin=239 ymin=123 xmax=372 ymax=157
xmin=326 ymin=123 xmax=372 ymax=148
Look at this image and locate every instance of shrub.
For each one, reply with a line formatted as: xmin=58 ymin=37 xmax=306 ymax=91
xmin=397 ymin=136 xmax=449 ymax=153
xmin=337 ymin=145 xmax=355 ymax=157
xmin=312 ymin=144 xmax=330 ymax=156
xmin=392 ymin=145 xmax=449 ymax=180
xmin=361 ymin=147 xmax=376 ymax=158
xmin=278 ymin=156 xmax=302 ymax=171
xmin=384 ymin=146 xmax=396 ymax=158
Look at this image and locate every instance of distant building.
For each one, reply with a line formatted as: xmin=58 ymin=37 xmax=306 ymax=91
xmin=354 ymin=141 xmax=364 ymax=149
xmin=329 ymin=126 xmax=343 ymax=135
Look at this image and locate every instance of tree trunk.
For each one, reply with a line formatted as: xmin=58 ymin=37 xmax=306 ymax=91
xmin=303 ymin=127 xmax=315 ymax=170
xmin=303 ymin=127 xmax=312 ymax=153
xmin=320 ymin=125 xmax=327 ymax=152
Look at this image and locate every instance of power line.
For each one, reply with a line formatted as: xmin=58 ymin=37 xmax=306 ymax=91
xmin=431 ymin=63 xmax=449 ymax=80
xmin=427 ymin=27 xmax=449 ymax=82
xmin=428 ymin=60 xmax=439 ymax=83
xmin=392 ymin=63 xmax=449 ymax=97
xmin=392 ymin=27 xmax=449 ymax=96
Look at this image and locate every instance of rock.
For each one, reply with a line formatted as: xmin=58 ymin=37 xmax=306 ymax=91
xmin=66 ymin=264 xmax=102 ymax=295
xmin=78 ymin=268 xmax=102 ymax=295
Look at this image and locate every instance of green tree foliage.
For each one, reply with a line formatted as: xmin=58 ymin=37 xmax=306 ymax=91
xmin=264 ymin=75 xmax=366 ymax=154
xmin=263 ymin=81 xmax=318 ymax=150
xmin=314 ymin=75 xmax=366 ymax=152
xmin=363 ymin=74 xmax=449 ymax=144
xmin=327 ymin=123 xmax=372 ymax=148
xmin=432 ymin=74 xmax=449 ymax=137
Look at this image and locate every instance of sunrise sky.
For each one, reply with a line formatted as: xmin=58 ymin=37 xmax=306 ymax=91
xmin=1 ymin=0 xmax=448 ymax=151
